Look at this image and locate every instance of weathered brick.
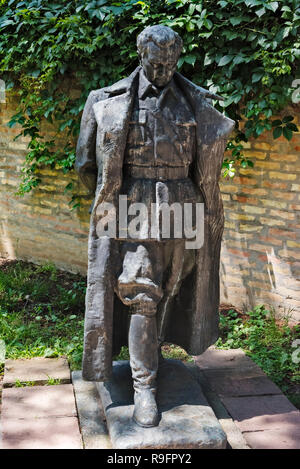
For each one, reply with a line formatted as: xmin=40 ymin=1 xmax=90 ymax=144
xmin=282 ymin=164 xmax=300 ymax=172
xmin=278 ymin=249 xmax=300 ymax=260
xmin=252 ymin=142 xmax=272 ymax=151
xmin=1 ymin=178 xmax=18 ymax=187
xmin=269 ymin=209 xmax=295 ymax=220
xmin=269 ymin=171 xmax=297 ymax=180
xmin=247 ymin=280 xmax=271 ymax=289
xmin=271 ymin=191 xmax=296 ymax=201
xmin=258 ymin=254 xmax=268 ymax=262
xmin=219 ymin=184 xmax=238 ymax=193
xmin=240 ymin=187 xmax=268 ymax=196
xmin=270 ymin=153 xmax=298 ymax=162
xmin=223 ymin=267 xmax=250 ymax=276
xmin=228 ymin=231 xmax=254 ymax=240
xmin=255 ymin=161 xmax=281 ymax=170
xmin=234 ymin=176 xmax=256 ymax=185
xmin=244 ymin=150 xmax=267 ymax=160
xmin=227 ymin=248 xmax=251 ymax=258
xmin=261 ymin=199 xmax=287 ymax=210
xmin=249 ymin=244 xmax=273 ymax=253
xmin=239 ymin=168 xmax=263 ymax=177
xmin=260 ymin=217 xmax=286 ymax=227
xmin=232 ymin=195 xmax=258 ymax=205
xmin=269 ymin=228 xmax=297 ymax=239
xmin=239 ymin=224 xmax=263 ymax=233
xmin=287 ymin=240 xmax=300 ymax=249
xmin=229 ymin=213 xmax=255 ymax=221
xmin=258 ymin=236 xmax=283 ymax=246
xmin=262 ymin=181 xmax=288 ymax=190
xmin=240 ymin=205 xmax=266 ymax=214
xmin=252 ymin=272 xmax=274 ymax=281
xmin=224 ymin=221 xmax=237 ymax=230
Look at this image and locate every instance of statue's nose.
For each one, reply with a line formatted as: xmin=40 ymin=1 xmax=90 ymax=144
xmin=156 ymin=64 xmax=167 ymax=75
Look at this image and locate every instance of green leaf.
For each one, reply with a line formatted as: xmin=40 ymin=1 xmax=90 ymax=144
xmin=286 ymin=123 xmax=298 ymax=132
xmin=186 ymin=21 xmax=195 ymax=32
xmin=252 ymin=72 xmax=263 ymax=83
xmin=233 ymin=55 xmax=245 ymax=65
xmin=282 ymin=115 xmax=294 ymax=123
xmin=184 ymin=55 xmax=196 ymax=66
xmin=272 ymin=120 xmax=282 ymax=127
xmin=256 ymin=7 xmax=266 ymax=17
xmin=273 ymin=127 xmax=282 ymax=139
xmin=282 ymin=127 xmax=293 ymax=141
xmin=218 ymin=55 xmax=233 ymax=66
xmin=229 ymin=17 xmax=243 ymax=26
xmin=245 ymin=0 xmax=261 ymax=6
xmin=204 ymin=54 xmax=213 ymax=66
xmin=266 ymin=2 xmax=279 ymax=13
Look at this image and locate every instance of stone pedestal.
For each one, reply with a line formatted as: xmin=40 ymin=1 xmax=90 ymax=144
xmin=96 ymin=359 xmax=227 ymax=449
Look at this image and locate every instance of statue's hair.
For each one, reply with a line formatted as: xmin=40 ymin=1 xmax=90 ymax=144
xmin=137 ymin=25 xmax=183 ymax=57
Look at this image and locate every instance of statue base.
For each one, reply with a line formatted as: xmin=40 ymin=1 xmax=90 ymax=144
xmin=96 ymin=359 xmax=227 ymax=449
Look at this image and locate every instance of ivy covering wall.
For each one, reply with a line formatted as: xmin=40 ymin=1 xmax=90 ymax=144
xmin=0 ymin=0 xmax=299 ymax=199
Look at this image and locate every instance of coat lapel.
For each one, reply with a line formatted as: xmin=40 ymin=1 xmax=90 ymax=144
xmin=92 ymin=69 xmax=139 ymax=213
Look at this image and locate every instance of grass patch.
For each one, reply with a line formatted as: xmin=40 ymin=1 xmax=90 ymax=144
xmin=15 ymin=379 xmax=36 ymax=387
xmin=114 ymin=344 xmax=193 ymax=362
xmin=0 ymin=260 xmax=85 ymax=370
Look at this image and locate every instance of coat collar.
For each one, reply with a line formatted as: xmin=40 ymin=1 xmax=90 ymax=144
xmin=104 ymin=66 xmax=141 ymax=96
xmin=103 ymin=65 xmax=223 ymax=102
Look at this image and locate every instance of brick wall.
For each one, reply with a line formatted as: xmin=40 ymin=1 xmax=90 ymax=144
xmin=0 ymin=92 xmax=299 ymax=322
xmin=220 ymin=109 xmax=300 ymax=323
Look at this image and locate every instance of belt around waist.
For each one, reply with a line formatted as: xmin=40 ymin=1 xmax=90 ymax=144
xmin=124 ymin=165 xmax=189 ymax=180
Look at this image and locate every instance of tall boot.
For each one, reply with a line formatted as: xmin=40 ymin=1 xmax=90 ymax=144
xmin=128 ymin=312 xmax=159 ymax=427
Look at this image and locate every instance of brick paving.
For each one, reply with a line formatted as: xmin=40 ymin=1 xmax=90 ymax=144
xmin=1 ymin=350 xmax=299 ymax=449
xmin=3 ymin=357 xmax=70 ymax=387
xmin=195 ymin=347 xmax=300 ymax=449
xmin=0 ymin=358 xmax=82 ymax=449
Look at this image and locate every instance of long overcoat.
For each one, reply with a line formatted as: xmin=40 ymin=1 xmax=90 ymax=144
xmin=75 ymin=66 xmax=235 ymax=381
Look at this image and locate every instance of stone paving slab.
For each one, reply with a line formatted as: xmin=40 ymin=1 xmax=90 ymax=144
xmin=1 ymin=416 xmax=82 ymax=449
xmin=195 ymin=348 xmax=300 ymax=449
xmin=97 ymin=359 xmax=227 ymax=449
xmin=219 ymin=418 xmax=250 ymax=450
xmin=221 ymin=395 xmax=298 ymax=428
xmin=3 ymin=357 xmax=70 ymax=387
xmin=195 ymin=347 xmax=261 ymax=371
xmin=243 ymin=428 xmax=300 ymax=450
xmin=1 ymin=384 xmax=77 ymax=419
xmin=72 ymin=371 xmax=111 ymax=449
xmin=202 ymin=368 xmax=282 ymax=397
xmin=186 ymin=364 xmax=250 ymax=449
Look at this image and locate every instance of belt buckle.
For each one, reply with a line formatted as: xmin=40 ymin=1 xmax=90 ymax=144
xmin=158 ymin=167 xmax=164 ymax=181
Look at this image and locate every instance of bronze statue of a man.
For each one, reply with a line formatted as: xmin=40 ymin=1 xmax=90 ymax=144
xmin=76 ymin=25 xmax=234 ymax=428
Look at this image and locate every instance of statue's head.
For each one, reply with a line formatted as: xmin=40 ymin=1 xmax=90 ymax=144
xmin=137 ymin=25 xmax=183 ymax=88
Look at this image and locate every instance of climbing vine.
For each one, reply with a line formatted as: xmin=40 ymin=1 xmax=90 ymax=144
xmin=0 ymin=0 xmax=299 ymax=196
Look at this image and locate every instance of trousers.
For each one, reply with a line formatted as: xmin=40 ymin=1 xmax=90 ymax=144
xmin=115 ymin=240 xmax=195 ymax=392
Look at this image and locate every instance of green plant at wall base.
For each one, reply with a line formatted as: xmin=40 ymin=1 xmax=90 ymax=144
xmin=0 ymin=261 xmax=86 ymax=370
xmin=0 ymin=0 xmax=299 ymax=195
xmin=215 ymin=305 xmax=300 ymax=394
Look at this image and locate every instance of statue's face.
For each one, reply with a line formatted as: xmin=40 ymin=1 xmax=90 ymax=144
xmin=140 ymin=42 xmax=179 ymax=88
